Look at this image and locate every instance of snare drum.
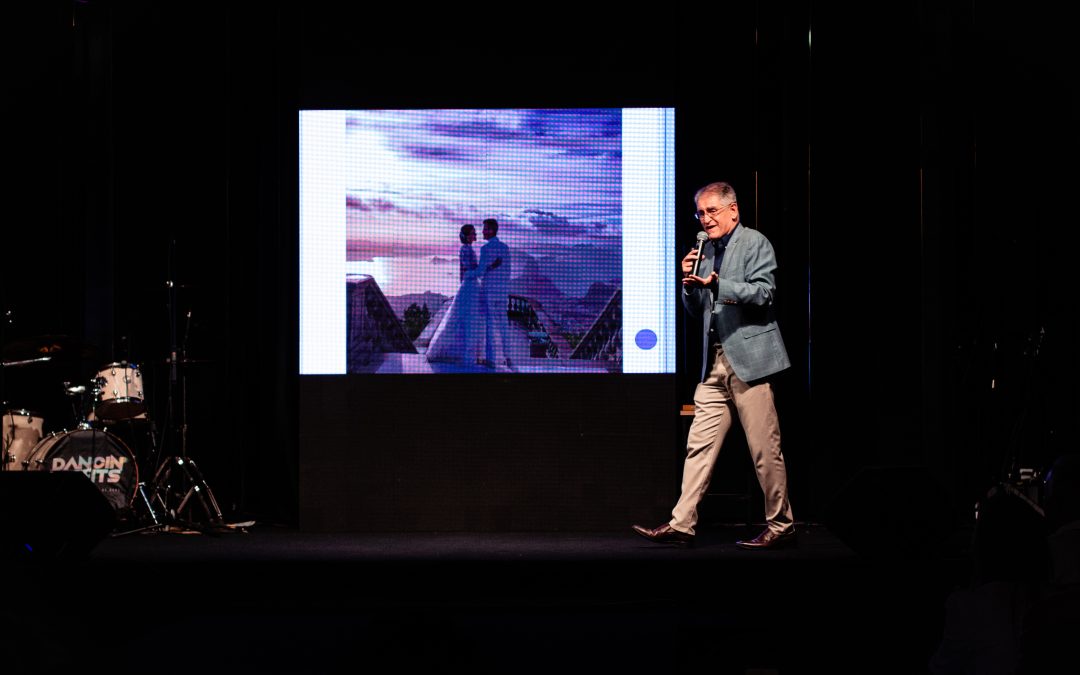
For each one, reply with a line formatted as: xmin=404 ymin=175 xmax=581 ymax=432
xmin=93 ymin=362 xmax=145 ymax=421
xmin=24 ymin=428 xmax=139 ymax=514
xmin=2 ymin=409 xmax=44 ymax=471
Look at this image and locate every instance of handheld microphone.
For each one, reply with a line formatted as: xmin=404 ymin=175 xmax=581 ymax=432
xmin=692 ymin=231 xmax=709 ymax=277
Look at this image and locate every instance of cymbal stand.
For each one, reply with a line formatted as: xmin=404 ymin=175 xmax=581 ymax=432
xmin=141 ymin=241 xmax=223 ymax=532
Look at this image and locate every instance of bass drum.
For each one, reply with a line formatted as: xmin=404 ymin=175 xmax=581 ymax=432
xmin=24 ymin=428 xmax=139 ymax=514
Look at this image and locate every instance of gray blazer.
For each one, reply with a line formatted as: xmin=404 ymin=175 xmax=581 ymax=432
xmin=682 ymin=223 xmax=791 ymax=383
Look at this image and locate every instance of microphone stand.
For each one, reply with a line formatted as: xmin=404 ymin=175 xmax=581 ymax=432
xmin=137 ymin=240 xmax=224 ymax=534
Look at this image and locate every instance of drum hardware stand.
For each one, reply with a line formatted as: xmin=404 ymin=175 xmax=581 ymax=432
xmin=62 ymin=381 xmax=95 ymax=430
xmin=147 ymin=453 xmax=224 ymax=531
xmin=114 ymin=456 xmax=214 ymax=537
xmin=109 ymin=418 xmax=170 ymax=535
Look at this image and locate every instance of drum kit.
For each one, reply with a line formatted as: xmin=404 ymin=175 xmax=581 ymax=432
xmin=2 ymin=338 xmax=224 ymax=534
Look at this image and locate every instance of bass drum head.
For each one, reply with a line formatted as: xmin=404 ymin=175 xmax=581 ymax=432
xmin=25 ymin=429 xmax=139 ymax=514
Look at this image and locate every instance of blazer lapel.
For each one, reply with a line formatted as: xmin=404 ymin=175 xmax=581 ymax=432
xmin=716 ymin=224 xmax=743 ymax=278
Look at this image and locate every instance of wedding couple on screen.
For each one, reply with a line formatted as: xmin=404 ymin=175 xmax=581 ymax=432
xmin=426 ymin=218 xmax=513 ymax=368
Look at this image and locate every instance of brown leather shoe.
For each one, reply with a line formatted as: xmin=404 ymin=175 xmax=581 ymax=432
xmin=632 ymin=523 xmax=694 ymax=547
xmin=735 ymin=527 xmax=796 ymax=550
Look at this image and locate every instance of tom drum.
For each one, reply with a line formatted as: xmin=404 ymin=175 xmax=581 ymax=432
xmin=93 ymin=362 xmax=146 ymax=421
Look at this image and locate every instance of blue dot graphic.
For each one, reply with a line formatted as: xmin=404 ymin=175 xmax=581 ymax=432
xmin=635 ymin=329 xmax=658 ymax=350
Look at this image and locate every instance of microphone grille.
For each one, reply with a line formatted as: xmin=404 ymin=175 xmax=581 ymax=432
xmin=696 ymin=231 xmax=709 ymax=242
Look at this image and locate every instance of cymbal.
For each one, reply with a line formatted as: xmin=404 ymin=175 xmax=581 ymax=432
xmin=1 ymin=334 xmax=99 ymax=362
xmin=1 ymin=355 xmax=54 ymax=368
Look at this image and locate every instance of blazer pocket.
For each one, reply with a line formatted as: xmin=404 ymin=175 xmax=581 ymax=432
xmin=741 ymin=325 xmax=777 ymax=339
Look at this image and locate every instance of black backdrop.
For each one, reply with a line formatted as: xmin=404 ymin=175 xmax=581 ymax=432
xmin=3 ymin=1 xmax=1075 ymax=531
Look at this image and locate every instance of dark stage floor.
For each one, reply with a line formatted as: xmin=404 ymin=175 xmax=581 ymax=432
xmin=4 ymin=521 xmax=972 ymax=674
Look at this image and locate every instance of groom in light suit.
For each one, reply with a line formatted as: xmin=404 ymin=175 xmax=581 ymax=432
xmin=477 ymin=218 xmax=512 ymax=368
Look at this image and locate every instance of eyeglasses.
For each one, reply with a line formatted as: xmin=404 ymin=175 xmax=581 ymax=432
xmin=694 ymin=203 xmax=735 ymax=221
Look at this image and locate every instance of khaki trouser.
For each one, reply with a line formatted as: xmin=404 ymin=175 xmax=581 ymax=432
xmin=671 ymin=344 xmax=794 ymax=536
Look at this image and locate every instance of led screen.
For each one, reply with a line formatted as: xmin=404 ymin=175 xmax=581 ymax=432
xmin=300 ymin=108 xmax=674 ymax=374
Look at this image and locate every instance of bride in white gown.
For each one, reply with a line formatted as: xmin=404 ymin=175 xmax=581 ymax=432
xmin=426 ymin=224 xmax=485 ymax=364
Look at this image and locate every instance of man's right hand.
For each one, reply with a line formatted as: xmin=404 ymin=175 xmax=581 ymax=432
xmin=681 ymin=248 xmax=716 ymax=288
xmin=681 ymin=248 xmax=700 ymax=277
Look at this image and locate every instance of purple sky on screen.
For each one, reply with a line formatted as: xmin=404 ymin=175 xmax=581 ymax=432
xmin=344 ymin=109 xmax=622 ymax=260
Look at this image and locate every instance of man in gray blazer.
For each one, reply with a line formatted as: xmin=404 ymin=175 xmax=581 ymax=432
xmin=633 ymin=181 xmax=795 ymax=549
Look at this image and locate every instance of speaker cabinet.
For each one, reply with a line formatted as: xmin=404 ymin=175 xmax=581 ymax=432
xmin=0 ymin=471 xmax=116 ymax=561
